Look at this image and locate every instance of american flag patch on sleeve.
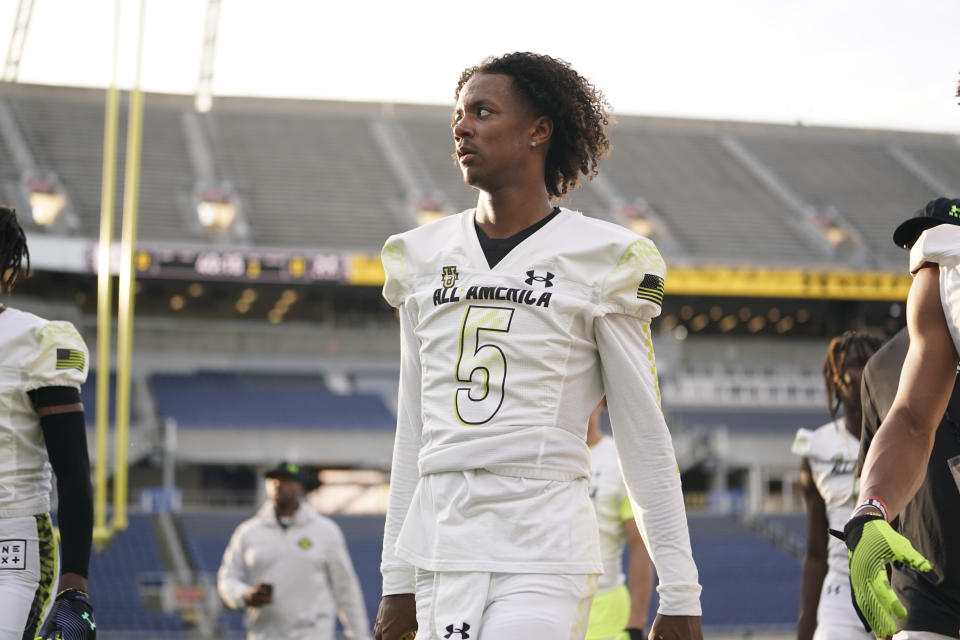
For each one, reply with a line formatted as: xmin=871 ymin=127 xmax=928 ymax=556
xmin=56 ymin=348 xmax=86 ymax=372
xmin=636 ymin=273 xmax=665 ymax=306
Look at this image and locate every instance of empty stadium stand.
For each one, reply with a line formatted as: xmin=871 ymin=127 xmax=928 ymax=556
xmin=686 ymin=514 xmax=800 ymax=631
xmin=7 ymin=87 xmax=197 ymax=243
xmin=603 ymin=125 xmax=824 ymax=265
xmin=739 ymin=132 xmax=938 ymax=268
xmin=209 ymin=103 xmax=408 ymax=250
xmin=82 ymin=513 xmax=188 ymax=636
xmin=150 ymin=371 xmax=394 ymax=430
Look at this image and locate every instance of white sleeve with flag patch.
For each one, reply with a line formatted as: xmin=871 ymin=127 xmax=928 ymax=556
xmin=596 ymin=237 xmax=666 ymax=320
xmin=25 ymin=321 xmax=89 ymax=391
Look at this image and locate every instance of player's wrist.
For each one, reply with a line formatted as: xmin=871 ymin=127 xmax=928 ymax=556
xmin=852 ymin=496 xmax=889 ymax=521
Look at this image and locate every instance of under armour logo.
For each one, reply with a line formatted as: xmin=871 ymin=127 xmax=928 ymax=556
xmin=525 ymin=270 xmax=554 ymax=287
xmin=82 ymin=612 xmax=96 ymax=630
xmin=825 ymin=583 xmax=841 ymax=595
xmin=444 ymin=622 xmax=470 ymax=638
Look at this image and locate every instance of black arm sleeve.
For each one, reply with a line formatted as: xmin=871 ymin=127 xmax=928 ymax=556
xmin=29 ymin=388 xmax=93 ymax=578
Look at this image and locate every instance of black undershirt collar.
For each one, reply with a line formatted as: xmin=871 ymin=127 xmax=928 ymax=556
xmin=475 ymin=207 xmax=561 ymax=268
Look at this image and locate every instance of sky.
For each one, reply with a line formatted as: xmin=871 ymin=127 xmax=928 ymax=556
xmin=1 ymin=0 xmax=958 ymax=134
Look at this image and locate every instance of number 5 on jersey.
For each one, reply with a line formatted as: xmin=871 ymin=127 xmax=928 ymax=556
xmin=455 ymin=305 xmax=515 ymax=425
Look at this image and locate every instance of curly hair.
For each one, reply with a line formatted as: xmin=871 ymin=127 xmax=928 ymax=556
xmin=455 ymin=52 xmax=612 ymax=200
xmin=0 ymin=205 xmax=29 ymax=293
xmin=823 ymin=330 xmax=881 ymax=419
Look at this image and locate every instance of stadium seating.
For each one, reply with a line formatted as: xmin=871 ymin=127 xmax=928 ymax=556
xmin=150 ymin=371 xmax=395 ymax=430
xmin=6 ymin=82 xmax=959 ymax=266
xmin=8 ymin=88 xmax=196 ymax=243
xmin=602 ymin=126 xmax=823 ymax=264
xmin=901 ymin=142 xmax=960 ymax=194
xmin=668 ymin=408 xmax=830 ymax=435
xmin=83 ymin=513 xmax=188 ymax=636
xmin=684 ymin=514 xmax=800 ymax=631
xmin=210 ymin=106 xmax=408 ymax=249
xmin=739 ymin=133 xmax=936 ymax=268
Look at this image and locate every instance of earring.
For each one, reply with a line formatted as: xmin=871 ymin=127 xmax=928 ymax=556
xmin=530 ymin=141 xmax=537 ymax=148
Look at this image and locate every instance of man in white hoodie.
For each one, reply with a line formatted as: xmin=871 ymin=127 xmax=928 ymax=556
xmin=218 ymin=461 xmax=372 ymax=640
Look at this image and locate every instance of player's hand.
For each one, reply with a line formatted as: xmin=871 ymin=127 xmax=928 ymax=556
xmin=841 ymin=514 xmax=931 ymax=637
xmin=647 ymin=614 xmax=703 ymax=639
xmin=242 ymin=583 xmax=273 ymax=607
xmin=374 ymin=594 xmax=417 ymax=640
xmin=35 ymin=589 xmax=96 ymax=640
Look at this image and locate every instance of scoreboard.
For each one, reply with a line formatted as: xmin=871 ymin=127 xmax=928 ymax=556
xmin=86 ymin=245 xmax=387 ymax=286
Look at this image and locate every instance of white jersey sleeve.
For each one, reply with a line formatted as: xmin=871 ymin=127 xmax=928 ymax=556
xmin=382 ymin=234 xmax=412 ymax=309
xmin=596 ymin=313 xmax=702 ymax=616
xmin=791 ymin=428 xmax=814 ymax=457
xmin=25 ymin=321 xmax=89 ymax=391
xmin=909 ymin=224 xmax=960 ymax=357
xmin=380 ymin=301 xmax=423 ymax=595
xmin=909 ymin=224 xmax=960 ymax=274
xmin=596 ymin=237 xmax=666 ymax=321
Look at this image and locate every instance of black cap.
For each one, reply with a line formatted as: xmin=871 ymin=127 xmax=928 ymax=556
xmin=893 ymin=197 xmax=960 ymax=250
xmin=264 ymin=461 xmax=306 ymax=483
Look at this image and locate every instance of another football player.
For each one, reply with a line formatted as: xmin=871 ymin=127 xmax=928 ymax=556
xmin=793 ymin=332 xmax=879 ymax=640
xmin=373 ymin=53 xmax=702 ymax=640
xmin=586 ymin=400 xmax=654 ymax=640
xmin=0 ymin=206 xmax=96 ymax=639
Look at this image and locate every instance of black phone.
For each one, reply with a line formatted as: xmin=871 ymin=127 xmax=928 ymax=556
xmin=260 ymin=582 xmax=273 ymax=596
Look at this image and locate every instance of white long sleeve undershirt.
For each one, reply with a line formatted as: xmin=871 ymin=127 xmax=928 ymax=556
xmin=596 ymin=313 xmax=702 ymax=615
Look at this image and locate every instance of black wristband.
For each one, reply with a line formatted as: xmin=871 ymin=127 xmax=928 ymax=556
xmin=40 ymin=410 xmax=92 ymax=578
xmin=626 ymin=628 xmax=645 ymax=640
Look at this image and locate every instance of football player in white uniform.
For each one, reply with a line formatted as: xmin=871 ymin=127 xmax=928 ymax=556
xmin=0 ymin=206 xmax=96 ymax=639
xmin=586 ymin=400 xmax=654 ymax=640
xmin=844 ymin=198 xmax=960 ymax=638
xmin=793 ymin=332 xmax=879 ymax=640
xmin=373 ymin=52 xmax=702 ymax=640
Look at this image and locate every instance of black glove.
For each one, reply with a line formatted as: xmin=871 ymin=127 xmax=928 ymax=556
xmin=35 ymin=589 xmax=96 ymax=640
xmin=626 ymin=628 xmax=645 ymax=640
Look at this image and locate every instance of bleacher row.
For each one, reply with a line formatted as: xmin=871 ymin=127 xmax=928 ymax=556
xmin=80 ymin=369 xmax=831 ymax=434
xmin=76 ymin=512 xmax=803 ymax=637
xmin=3 ymin=82 xmax=958 ymax=269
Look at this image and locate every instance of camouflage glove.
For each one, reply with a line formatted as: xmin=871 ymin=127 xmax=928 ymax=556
xmin=842 ymin=514 xmax=931 ymax=638
xmin=35 ymin=589 xmax=96 ymax=640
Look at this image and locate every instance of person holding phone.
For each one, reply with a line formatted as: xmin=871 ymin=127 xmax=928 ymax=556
xmin=218 ymin=462 xmax=372 ymax=640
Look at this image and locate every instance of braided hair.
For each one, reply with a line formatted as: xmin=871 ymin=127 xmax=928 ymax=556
xmin=0 ymin=205 xmax=29 ymax=293
xmin=823 ymin=331 xmax=881 ymax=420
xmin=455 ymin=52 xmax=612 ymax=200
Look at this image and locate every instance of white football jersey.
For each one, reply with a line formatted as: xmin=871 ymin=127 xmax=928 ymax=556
xmin=0 ymin=307 xmax=88 ymax=517
xmin=910 ymin=224 xmax=960 ymax=356
xmin=382 ymin=208 xmax=665 ymax=481
xmin=792 ymin=420 xmax=859 ymax=576
xmin=589 ymin=436 xmax=632 ymax=593
xmin=381 ymin=208 xmax=701 ymax=615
